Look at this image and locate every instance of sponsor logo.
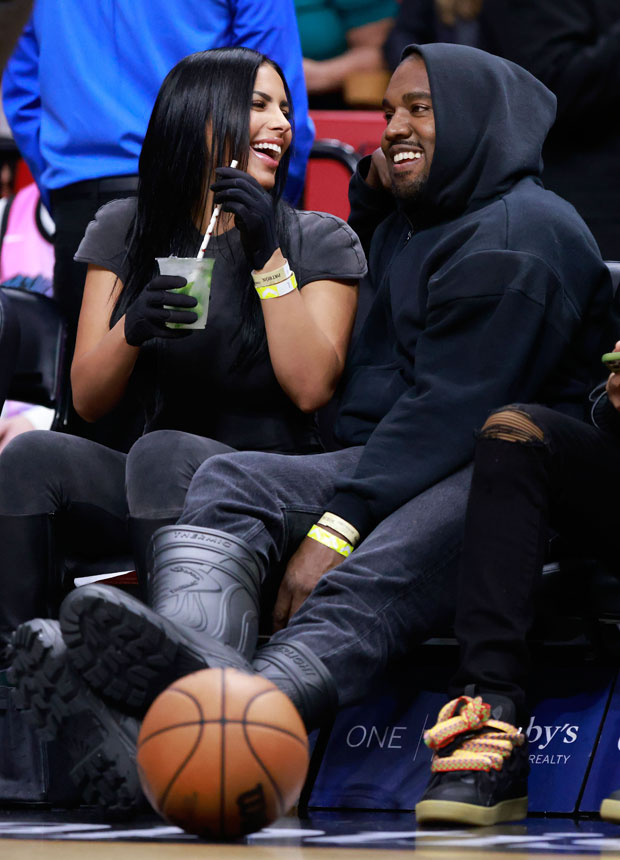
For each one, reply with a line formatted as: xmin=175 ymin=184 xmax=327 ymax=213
xmin=346 ymin=725 xmax=407 ymax=750
xmin=525 ymin=716 xmax=579 ymax=766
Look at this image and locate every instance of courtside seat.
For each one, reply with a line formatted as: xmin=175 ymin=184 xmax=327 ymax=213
xmin=1 ymin=285 xmax=69 ymax=429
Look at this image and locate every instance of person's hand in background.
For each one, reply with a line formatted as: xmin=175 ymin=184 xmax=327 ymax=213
xmin=606 ymin=340 xmax=620 ymax=411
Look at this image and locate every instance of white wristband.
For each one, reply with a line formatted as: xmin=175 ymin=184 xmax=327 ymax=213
xmin=255 ymin=272 xmax=298 ymax=299
xmin=252 ymin=259 xmax=292 ymax=288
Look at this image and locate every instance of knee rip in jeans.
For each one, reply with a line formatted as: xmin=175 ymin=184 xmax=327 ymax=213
xmin=479 ymin=408 xmax=545 ymax=444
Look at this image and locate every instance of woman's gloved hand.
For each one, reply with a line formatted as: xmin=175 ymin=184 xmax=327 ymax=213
xmin=211 ymin=167 xmax=278 ymax=270
xmin=124 ymin=275 xmax=198 ymax=346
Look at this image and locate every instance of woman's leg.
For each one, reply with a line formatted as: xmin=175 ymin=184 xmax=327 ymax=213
xmin=125 ymin=430 xmax=235 ymax=585
xmin=0 ymin=430 xmax=127 ymax=655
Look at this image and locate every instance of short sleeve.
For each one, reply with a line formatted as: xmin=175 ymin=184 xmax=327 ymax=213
xmin=74 ymin=198 xmax=136 ymax=280
xmin=294 ymin=210 xmax=367 ymax=287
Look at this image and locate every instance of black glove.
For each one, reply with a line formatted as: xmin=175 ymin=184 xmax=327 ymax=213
xmin=211 ymin=167 xmax=279 ymax=270
xmin=124 ymin=275 xmax=198 ymax=346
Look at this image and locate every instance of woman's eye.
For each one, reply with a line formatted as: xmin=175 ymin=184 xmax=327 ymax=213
xmin=252 ymin=100 xmax=265 ymax=109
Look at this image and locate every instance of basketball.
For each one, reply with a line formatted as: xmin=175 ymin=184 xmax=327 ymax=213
xmin=136 ymin=667 xmax=310 ymax=838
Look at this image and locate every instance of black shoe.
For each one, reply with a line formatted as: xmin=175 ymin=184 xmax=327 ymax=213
xmin=415 ymin=693 xmax=529 ymax=826
xmin=601 ymin=789 xmax=620 ymax=822
xmin=9 ymin=618 xmax=144 ymax=815
xmin=60 ymin=583 xmax=252 ymax=714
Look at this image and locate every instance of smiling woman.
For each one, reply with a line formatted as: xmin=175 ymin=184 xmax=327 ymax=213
xmin=0 ymin=47 xmax=368 ymax=765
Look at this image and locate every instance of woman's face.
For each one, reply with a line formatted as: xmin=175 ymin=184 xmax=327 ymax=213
xmin=246 ymin=63 xmax=292 ymax=190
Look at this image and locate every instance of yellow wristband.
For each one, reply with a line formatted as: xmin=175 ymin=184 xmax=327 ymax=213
xmin=307 ymin=524 xmax=353 ymax=558
xmin=255 ymin=272 xmax=297 ymax=300
xmin=318 ymin=513 xmax=360 ymax=547
xmin=252 ymin=259 xmax=292 ymax=287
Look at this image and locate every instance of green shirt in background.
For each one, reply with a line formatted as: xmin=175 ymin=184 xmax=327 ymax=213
xmin=295 ymin=0 xmax=398 ymax=61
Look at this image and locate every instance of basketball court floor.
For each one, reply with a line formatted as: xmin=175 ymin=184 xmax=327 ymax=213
xmin=1 ymin=809 xmax=620 ymax=859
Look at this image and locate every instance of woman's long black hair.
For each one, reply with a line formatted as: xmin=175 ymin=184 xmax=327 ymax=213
xmin=113 ymin=46 xmax=296 ymax=364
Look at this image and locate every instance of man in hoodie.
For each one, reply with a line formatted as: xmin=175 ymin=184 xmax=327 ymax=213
xmin=11 ymin=44 xmax=616 ymax=812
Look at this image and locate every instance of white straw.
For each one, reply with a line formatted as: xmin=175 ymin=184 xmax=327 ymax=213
xmin=196 ymin=158 xmax=239 ymax=259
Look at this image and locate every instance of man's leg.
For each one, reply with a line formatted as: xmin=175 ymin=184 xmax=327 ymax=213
xmin=260 ymin=462 xmax=473 ymax=710
xmin=60 ymin=446 xmax=364 ymax=719
xmin=452 ymin=404 xmax=620 ymax=719
xmin=417 ymin=404 xmax=620 ymax=826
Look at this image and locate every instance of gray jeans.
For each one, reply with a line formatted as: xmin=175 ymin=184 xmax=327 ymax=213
xmin=181 ymin=448 xmax=473 ymax=707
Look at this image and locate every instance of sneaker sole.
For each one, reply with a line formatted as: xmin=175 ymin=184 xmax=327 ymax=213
xmin=10 ymin=619 xmax=144 ymax=815
xmin=600 ymin=797 xmax=620 ymax=823
xmin=415 ymin=795 xmax=528 ymax=826
xmin=60 ymin=584 xmax=251 ymax=713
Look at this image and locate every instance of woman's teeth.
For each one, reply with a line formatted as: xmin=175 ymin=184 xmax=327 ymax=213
xmin=393 ymin=151 xmax=422 ymax=163
xmin=253 ymin=142 xmax=282 ymax=156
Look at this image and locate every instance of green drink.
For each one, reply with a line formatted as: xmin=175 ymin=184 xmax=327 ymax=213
xmin=156 ymin=256 xmax=214 ymax=330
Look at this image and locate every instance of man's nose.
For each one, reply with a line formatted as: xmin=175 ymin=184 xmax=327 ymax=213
xmin=385 ymin=110 xmax=413 ymax=140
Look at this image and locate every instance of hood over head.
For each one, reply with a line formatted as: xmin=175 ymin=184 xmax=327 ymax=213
xmin=400 ymin=43 xmax=556 ymax=216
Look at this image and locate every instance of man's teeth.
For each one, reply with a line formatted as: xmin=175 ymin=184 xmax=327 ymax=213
xmin=253 ymin=142 xmax=282 ymax=156
xmin=393 ymin=151 xmax=422 ymax=163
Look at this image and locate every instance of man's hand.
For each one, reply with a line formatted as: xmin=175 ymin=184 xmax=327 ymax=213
xmin=365 ymin=147 xmax=391 ymax=192
xmin=606 ymin=340 xmax=620 ymax=411
xmin=272 ymin=536 xmax=342 ymax=632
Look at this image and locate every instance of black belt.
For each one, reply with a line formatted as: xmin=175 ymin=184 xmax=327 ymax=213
xmin=50 ymin=175 xmax=139 ymax=200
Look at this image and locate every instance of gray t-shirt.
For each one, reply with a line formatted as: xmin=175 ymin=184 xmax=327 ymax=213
xmin=75 ymin=197 xmax=367 ymax=452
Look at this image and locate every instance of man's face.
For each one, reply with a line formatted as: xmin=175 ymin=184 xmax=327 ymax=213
xmin=381 ymin=55 xmax=435 ymax=203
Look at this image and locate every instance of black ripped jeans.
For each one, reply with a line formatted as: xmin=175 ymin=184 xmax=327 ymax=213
xmin=449 ymin=403 xmax=620 ymax=724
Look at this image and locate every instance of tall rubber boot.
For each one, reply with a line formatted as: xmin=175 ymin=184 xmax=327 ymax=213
xmin=252 ymin=640 xmax=339 ymax=731
xmin=10 ymin=618 xmax=144 ymax=814
xmin=148 ymin=525 xmax=262 ymax=655
xmin=0 ymin=513 xmax=55 ymax=665
xmin=60 ymin=525 xmax=260 ymax=713
xmin=127 ymin=515 xmax=176 ymax=601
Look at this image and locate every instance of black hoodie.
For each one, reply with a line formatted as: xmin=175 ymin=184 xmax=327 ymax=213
xmin=326 ymin=42 xmax=616 ymax=539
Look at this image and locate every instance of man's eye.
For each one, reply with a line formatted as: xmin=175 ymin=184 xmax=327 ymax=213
xmin=411 ymin=104 xmax=429 ymax=113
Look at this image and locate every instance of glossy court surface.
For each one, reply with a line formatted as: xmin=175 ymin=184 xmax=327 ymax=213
xmin=2 ymin=810 xmax=620 ymax=859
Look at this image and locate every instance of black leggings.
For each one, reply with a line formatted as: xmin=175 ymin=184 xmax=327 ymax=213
xmin=449 ymin=403 xmax=620 ymax=722
xmin=0 ymin=428 xmax=234 ymax=582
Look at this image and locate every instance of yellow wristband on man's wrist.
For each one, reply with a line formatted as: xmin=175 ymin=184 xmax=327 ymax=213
xmin=307 ymin=524 xmax=353 ymax=558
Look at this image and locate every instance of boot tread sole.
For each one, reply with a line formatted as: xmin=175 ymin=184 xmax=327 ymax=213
xmin=60 ymin=585 xmax=249 ymax=712
xmin=10 ymin=621 xmax=143 ymax=814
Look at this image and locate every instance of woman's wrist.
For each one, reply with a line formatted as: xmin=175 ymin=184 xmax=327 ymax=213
xmin=252 ymin=255 xmax=298 ymax=300
xmin=253 ymin=248 xmax=286 ymax=274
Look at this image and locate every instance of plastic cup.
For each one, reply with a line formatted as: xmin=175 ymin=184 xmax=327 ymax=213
xmin=156 ymin=256 xmax=214 ymax=330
